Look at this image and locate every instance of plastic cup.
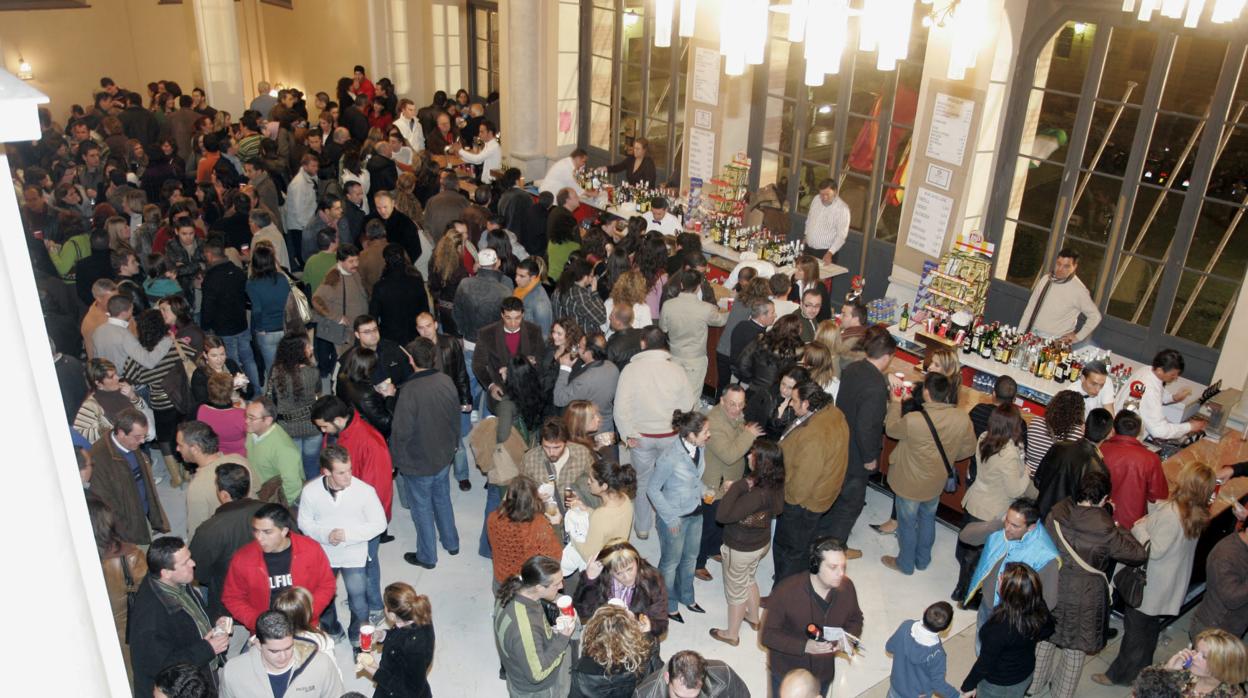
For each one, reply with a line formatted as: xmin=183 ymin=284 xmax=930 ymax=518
xmin=556 ymin=595 xmax=575 ymax=619
xmin=359 ymin=624 xmax=375 ymax=651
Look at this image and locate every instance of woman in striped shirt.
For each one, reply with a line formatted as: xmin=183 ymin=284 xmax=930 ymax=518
xmin=123 ymin=308 xmax=186 ymax=485
xmin=1024 ymin=390 xmax=1086 ymax=477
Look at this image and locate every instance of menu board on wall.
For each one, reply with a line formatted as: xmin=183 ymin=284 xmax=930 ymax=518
xmin=906 ymin=187 xmax=955 ymax=258
xmin=687 ymin=127 xmax=716 ymax=183
xmin=692 ymin=47 xmax=721 ymax=107
xmin=924 ymin=93 xmax=975 ymax=167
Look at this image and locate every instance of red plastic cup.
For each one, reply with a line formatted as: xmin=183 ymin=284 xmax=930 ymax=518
xmin=359 ymin=624 xmax=375 ymax=651
xmin=556 ymin=595 xmax=575 ymax=619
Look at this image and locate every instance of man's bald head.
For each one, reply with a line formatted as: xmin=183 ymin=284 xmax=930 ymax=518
xmin=779 ymin=669 xmax=822 ymax=698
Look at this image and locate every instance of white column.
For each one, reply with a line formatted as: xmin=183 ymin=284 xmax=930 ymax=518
xmin=500 ymin=0 xmax=547 ymax=178
xmin=192 ymin=0 xmax=246 ymax=114
xmin=0 ymin=71 xmax=131 ymax=696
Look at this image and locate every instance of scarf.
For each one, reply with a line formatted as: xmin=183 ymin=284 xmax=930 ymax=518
xmin=152 ymin=579 xmax=213 ymax=638
xmin=513 ymin=276 xmax=540 ymax=300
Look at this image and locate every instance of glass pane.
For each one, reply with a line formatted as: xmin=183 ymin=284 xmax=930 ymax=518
xmin=1015 ymin=160 xmax=1065 ymax=230
xmin=806 ymin=74 xmax=843 ymax=121
xmin=1236 ymin=52 xmax=1248 ymax=126
xmin=592 ymin=9 xmax=615 ymax=56
xmin=648 ymin=44 xmax=672 ymax=119
xmin=1161 ymin=35 xmax=1229 ymax=116
xmin=878 ymin=187 xmax=904 ymax=242
xmin=767 ymin=37 xmax=801 ymax=98
xmin=1083 ymin=103 xmax=1140 ymax=175
xmin=1060 ymin=237 xmax=1106 ymax=291
xmin=844 ymin=114 xmax=877 ymax=174
xmin=1205 ymin=124 xmax=1246 ymax=202
xmin=477 ymin=69 xmax=489 ymax=93
xmin=1068 ymin=172 xmax=1121 ymax=244
xmin=590 ymin=102 xmax=612 ymax=151
xmin=475 ymin=9 xmax=488 ymax=39
xmin=838 ymin=174 xmax=871 ymax=234
xmin=850 ymin=52 xmax=888 ymax=115
xmin=591 ymin=57 xmax=613 ymax=100
xmin=796 ymin=161 xmax=831 ymax=214
xmin=621 ymin=45 xmax=644 ymax=113
xmin=757 ymin=150 xmax=793 ymax=204
xmin=1144 ymin=114 xmax=1201 ymax=187
xmin=1108 ymin=254 xmax=1162 ymax=322
xmin=645 ymin=118 xmax=669 ymax=167
xmin=1169 ymin=271 xmax=1236 ymax=347
xmin=763 ymin=97 xmax=797 ymax=155
xmin=1099 ymin=24 xmax=1153 ymax=106
xmin=1034 ymin=90 xmax=1082 ymax=157
xmin=559 ymin=4 xmax=580 ymax=52
xmin=1004 ymin=221 xmax=1050 ymax=287
xmin=804 ymin=102 xmax=835 ymax=166
xmin=1186 ymin=201 xmax=1248 ymax=281
xmin=1041 ymin=21 xmax=1096 ymax=93
xmin=1123 ymin=185 xmax=1181 ymax=260
xmin=620 ymin=112 xmax=641 ymax=150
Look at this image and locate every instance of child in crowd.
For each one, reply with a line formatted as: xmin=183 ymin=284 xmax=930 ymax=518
xmin=885 ymin=601 xmax=958 ymax=698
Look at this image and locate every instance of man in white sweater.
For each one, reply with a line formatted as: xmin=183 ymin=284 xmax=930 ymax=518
xmin=1115 ymin=348 xmax=1207 ymax=441
xmin=297 ymin=444 xmax=387 ymax=650
xmin=1018 ymin=247 xmax=1102 ymax=344
xmin=614 ymin=326 xmax=697 ymax=539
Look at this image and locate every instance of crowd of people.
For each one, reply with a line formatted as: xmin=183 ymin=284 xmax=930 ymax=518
xmin=18 ymin=68 xmax=1248 ymax=698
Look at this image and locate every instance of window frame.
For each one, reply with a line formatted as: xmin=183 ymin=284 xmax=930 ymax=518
xmin=467 ymin=0 xmax=499 ymax=98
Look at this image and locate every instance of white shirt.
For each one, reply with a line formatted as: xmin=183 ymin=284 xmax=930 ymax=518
xmin=772 ymin=297 xmax=799 ymax=318
xmin=602 ymin=299 xmax=652 ymax=333
xmin=643 ymin=210 xmax=681 ymax=237
xmin=540 ymin=156 xmax=584 ymax=196
xmin=458 ymin=139 xmax=502 ymax=184
xmin=1077 ymin=381 xmax=1114 ymax=417
xmin=1115 ymin=367 xmax=1191 ymax=441
xmin=282 ymin=169 xmax=319 ymax=231
xmin=394 ymin=116 xmax=426 ymax=153
xmin=297 ymin=477 xmax=387 ymax=568
xmin=803 ymin=195 xmax=850 ymax=253
xmin=725 ymin=259 xmax=777 ymax=288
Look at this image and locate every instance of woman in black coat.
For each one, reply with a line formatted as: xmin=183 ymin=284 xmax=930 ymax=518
xmin=364 ymin=582 xmax=435 ymax=698
xmin=369 ymin=243 xmax=431 ymax=347
xmin=570 ymin=605 xmax=661 ymax=698
xmin=735 ymin=314 xmax=804 ymax=425
xmin=336 ymin=347 xmax=394 ymax=438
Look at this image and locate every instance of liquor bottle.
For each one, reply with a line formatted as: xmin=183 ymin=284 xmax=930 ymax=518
xmin=899 ymin=304 xmax=910 ymax=332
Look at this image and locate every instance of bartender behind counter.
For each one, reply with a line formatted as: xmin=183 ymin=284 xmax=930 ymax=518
xmin=1017 ymin=248 xmax=1102 ymax=344
xmin=1115 ymin=348 xmax=1207 ymax=441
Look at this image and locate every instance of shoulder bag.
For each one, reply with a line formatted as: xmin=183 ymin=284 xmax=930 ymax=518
xmin=1052 ymin=518 xmax=1110 ymax=587
xmin=919 ymin=409 xmax=959 ymax=494
xmin=283 ymin=271 xmax=313 ymax=328
xmin=164 ymin=342 xmax=198 ymax=415
xmin=1113 ymin=542 xmax=1150 ymax=608
xmin=121 ymin=555 xmax=139 ymax=644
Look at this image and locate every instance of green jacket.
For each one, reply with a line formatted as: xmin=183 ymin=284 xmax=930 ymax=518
xmin=50 ymin=233 xmax=91 ymax=281
xmin=245 ymin=424 xmax=305 ymax=504
xmin=494 ymin=595 xmax=570 ymax=694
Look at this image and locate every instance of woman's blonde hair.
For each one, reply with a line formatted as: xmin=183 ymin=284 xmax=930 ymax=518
xmin=432 ymin=227 xmax=465 ymax=284
xmin=384 ymin=581 xmax=433 ymax=626
xmin=1173 ymin=462 xmax=1216 ymax=539
xmin=800 ymin=341 xmax=839 ymax=384
xmin=924 ymin=347 xmax=961 ymax=380
xmin=610 ymin=269 xmax=648 ymax=308
xmin=596 ymin=539 xmax=642 ymax=576
xmin=814 ymin=319 xmax=848 ymax=356
xmin=563 ymin=400 xmax=600 ymax=452
xmin=271 ymin=586 xmax=324 ymax=638
xmin=580 ymin=605 xmax=654 ymax=675
xmin=1195 ymin=628 xmax=1248 ymax=686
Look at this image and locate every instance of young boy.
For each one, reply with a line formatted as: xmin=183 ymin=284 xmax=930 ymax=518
xmin=885 ymin=601 xmax=958 ymax=698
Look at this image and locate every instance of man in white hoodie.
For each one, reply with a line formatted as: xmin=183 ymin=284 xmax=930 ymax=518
xmin=296 ymin=444 xmax=387 ymax=652
xmin=220 ymin=610 xmax=343 ymax=698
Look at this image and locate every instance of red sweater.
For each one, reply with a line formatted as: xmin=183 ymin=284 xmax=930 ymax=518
xmin=1101 ymin=434 xmax=1169 ymax=529
xmin=332 ymin=412 xmax=395 ymax=519
xmin=220 ymin=533 xmax=335 ymax=631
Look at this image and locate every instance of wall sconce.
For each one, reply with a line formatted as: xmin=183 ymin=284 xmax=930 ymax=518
xmin=17 ymin=57 xmax=33 ymax=81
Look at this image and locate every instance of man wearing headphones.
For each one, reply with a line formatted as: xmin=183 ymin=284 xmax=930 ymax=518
xmin=761 ymin=537 xmax=864 ymax=697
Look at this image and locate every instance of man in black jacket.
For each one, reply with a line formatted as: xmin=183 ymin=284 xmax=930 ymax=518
xmin=521 ymin=191 xmax=554 ymax=260
xmin=366 ymin=141 xmax=399 ymax=193
xmin=1035 ymin=407 xmax=1112 ymax=517
xmin=118 ymin=91 xmax=161 ymax=151
xmin=130 ymin=536 xmax=230 ymax=698
xmin=391 ymin=338 xmax=462 ymax=569
xmin=188 ymin=463 xmax=265 ymax=618
xmin=200 ymin=239 xmax=260 ymax=387
xmin=340 ymin=94 xmax=371 ymax=144
xmin=371 ymin=191 xmax=420 ymax=263
xmin=336 ymin=314 xmax=415 ymax=387
xmin=414 ymin=312 xmax=474 ymax=490
xmin=471 ymin=297 xmax=545 ymax=413
xmin=826 ymin=325 xmax=896 ymax=558
xmin=606 ymin=304 xmax=643 ymax=370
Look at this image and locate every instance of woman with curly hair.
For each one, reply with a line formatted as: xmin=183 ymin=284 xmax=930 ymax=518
xmin=1025 ymin=389 xmax=1085 ymax=476
xmin=605 ymin=269 xmax=653 ymax=332
xmin=570 ymin=605 xmax=660 ymax=697
xmin=736 ymin=313 xmax=805 ymax=425
xmin=428 ymin=227 xmax=469 ymax=336
xmin=121 ymin=308 xmax=183 ymax=483
xmin=540 ymin=318 xmax=585 ymax=407
xmin=574 ymin=540 xmax=669 ymax=641
xmin=635 ymin=234 xmax=670 ymax=319
xmin=392 ymin=171 xmax=426 ymax=227
xmin=1097 ymin=460 xmax=1218 ymax=687
xmin=710 ymin=438 xmax=786 ymax=646
xmin=265 ymin=333 xmax=322 ymax=478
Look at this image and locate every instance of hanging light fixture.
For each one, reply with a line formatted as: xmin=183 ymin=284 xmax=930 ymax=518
xmin=877 ymin=0 xmax=914 ymax=70
xmin=946 ymin=0 xmax=989 ymax=80
xmin=786 ymin=0 xmax=809 ymax=42
xmin=678 ymin=0 xmax=696 ymax=37
xmin=746 ymin=0 xmax=769 ymax=65
xmin=1184 ymin=0 xmax=1207 ymax=26
xmin=721 ymin=0 xmax=747 ymax=76
xmin=1160 ymin=0 xmax=1186 ymax=16
xmin=17 ymin=57 xmax=33 ymax=81
xmin=1211 ymin=0 xmax=1245 ymax=22
xmin=1124 ymin=0 xmax=1242 ymax=25
xmin=655 ymin=0 xmax=674 ymax=48
xmin=803 ymin=0 xmax=847 ymax=86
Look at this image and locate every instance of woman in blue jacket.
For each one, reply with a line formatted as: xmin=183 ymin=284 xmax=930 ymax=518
xmin=648 ymin=408 xmax=711 ymax=624
xmin=244 ymin=242 xmax=290 ymax=385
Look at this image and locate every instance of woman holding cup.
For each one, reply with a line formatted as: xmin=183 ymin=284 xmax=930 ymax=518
xmin=486 ymin=476 xmax=563 ymax=589
xmin=494 ymin=555 xmax=575 ymax=697
xmin=359 ymin=581 xmax=435 ymax=698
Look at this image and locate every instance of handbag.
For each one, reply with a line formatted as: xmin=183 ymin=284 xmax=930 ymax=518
xmin=1113 ymin=542 xmax=1150 ymax=608
xmin=121 ymin=555 xmax=139 ymax=644
xmin=283 ymin=271 xmax=313 ymax=328
xmin=919 ymin=409 xmax=959 ymax=494
xmin=171 ymin=336 xmax=197 ymax=381
xmin=162 ymin=346 xmax=197 ymax=416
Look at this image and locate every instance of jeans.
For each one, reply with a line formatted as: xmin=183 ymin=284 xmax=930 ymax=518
xmin=319 ymin=565 xmax=368 ymax=644
xmin=697 ymin=498 xmax=723 ymax=568
xmin=655 ymin=513 xmax=702 ymax=612
xmin=220 ymin=330 xmax=260 ymax=389
xmin=817 ymin=465 xmax=869 ymax=544
xmin=478 ymin=483 xmax=504 ymax=558
xmin=402 ymin=466 xmax=460 ymax=564
xmin=772 ymin=503 xmax=824 ymax=582
xmin=974 ymin=677 xmax=1031 ymax=698
xmin=365 ymin=536 xmax=383 ymax=614
xmin=254 ymin=329 xmax=283 ymax=386
xmin=895 ymin=494 xmax=941 ymax=574
xmin=453 ymin=410 xmax=472 ymax=482
xmin=631 ymin=435 xmax=676 ymax=536
xmin=293 ymin=434 xmax=322 ymax=481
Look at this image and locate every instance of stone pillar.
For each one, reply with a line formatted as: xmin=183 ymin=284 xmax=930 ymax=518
xmin=0 ymin=71 xmax=131 ymax=696
xmin=191 ymin=0 xmax=246 ymax=114
xmin=499 ymin=0 xmax=548 ymax=179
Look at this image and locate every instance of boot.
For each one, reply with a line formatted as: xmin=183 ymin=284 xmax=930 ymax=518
xmin=165 ymin=454 xmax=184 ymax=488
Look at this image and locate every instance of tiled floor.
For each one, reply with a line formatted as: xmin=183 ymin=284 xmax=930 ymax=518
xmin=152 ymin=465 xmax=1194 ymax=696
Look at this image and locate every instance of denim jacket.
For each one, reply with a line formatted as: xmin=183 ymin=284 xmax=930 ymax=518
xmin=648 ymin=438 xmax=706 ymax=525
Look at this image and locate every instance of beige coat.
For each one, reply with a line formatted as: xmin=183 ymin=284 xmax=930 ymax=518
xmin=962 ymin=438 xmax=1036 ymax=521
xmin=469 ymin=416 xmax=526 ymax=487
xmin=885 ymin=401 xmax=976 ymax=502
xmin=311 ymin=266 xmax=369 ymax=352
xmin=704 ymin=404 xmax=756 ymax=495
xmin=780 ymin=405 xmax=850 ymax=512
xmin=185 ymin=452 xmax=256 ymax=538
xmin=659 ymin=292 xmax=727 ymax=401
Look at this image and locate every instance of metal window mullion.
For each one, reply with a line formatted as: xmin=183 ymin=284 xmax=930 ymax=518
xmin=611 ymin=1 xmax=625 ymax=159
xmin=1157 ymin=40 xmax=1248 ymax=338
xmin=831 ymin=28 xmax=857 ymax=183
xmin=578 ymin=0 xmax=592 ymax=151
xmin=666 ymin=37 xmax=682 ymax=181
xmin=1047 ymin=21 xmax=1112 ymax=279
xmin=785 ymin=41 xmax=806 ymax=216
xmin=745 ymin=26 xmax=773 ymax=192
xmin=639 ymin=7 xmax=652 ymax=160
